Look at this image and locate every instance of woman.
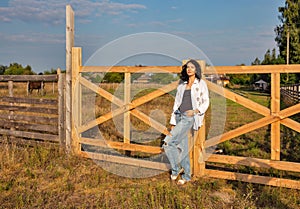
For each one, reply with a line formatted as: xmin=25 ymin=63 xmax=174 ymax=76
xmin=162 ymin=59 xmax=210 ymax=185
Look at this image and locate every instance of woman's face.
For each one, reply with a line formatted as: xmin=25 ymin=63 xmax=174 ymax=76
xmin=186 ymin=62 xmax=196 ymax=77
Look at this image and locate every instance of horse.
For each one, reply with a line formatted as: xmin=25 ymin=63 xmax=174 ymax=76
xmin=27 ymin=81 xmax=45 ymax=95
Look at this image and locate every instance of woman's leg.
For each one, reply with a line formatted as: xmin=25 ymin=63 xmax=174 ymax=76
xmin=178 ymin=135 xmax=191 ymax=181
xmin=163 ymin=115 xmax=194 ymax=178
xmin=163 ymin=126 xmax=182 ymax=176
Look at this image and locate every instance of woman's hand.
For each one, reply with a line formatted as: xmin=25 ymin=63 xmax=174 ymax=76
xmin=186 ymin=109 xmax=199 ymax=117
xmin=186 ymin=110 xmax=195 ymax=117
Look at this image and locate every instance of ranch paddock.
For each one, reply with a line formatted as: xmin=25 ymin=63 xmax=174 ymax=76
xmin=0 ymin=64 xmax=300 ymax=187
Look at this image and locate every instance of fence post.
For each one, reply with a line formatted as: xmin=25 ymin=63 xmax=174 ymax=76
xmin=72 ymin=47 xmax=82 ymax=154
xmin=193 ymin=120 xmax=206 ymax=177
xmin=193 ymin=60 xmax=207 ymax=177
xmin=124 ymin=71 xmax=131 ymax=144
xmin=271 ymin=73 xmax=281 ymax=160
xmin=8 ymin=80 xmax=15 ymax=138
xmin=57 ymin=68 xmax=66 ymax=148
xmin=8 ymin=81 xmax=13 ymax=97
xmin=65 ymin=4 xmax=74 ymax=153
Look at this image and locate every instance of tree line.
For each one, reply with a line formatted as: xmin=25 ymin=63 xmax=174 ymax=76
xmin=0 ymin=63 xmax=61 ymax=75
xmin=229 ymin=0 xmax=300 ymax=86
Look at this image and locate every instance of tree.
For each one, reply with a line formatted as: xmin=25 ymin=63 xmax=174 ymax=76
xmin=251 ymin=57 xmax=261 ymax=65
xmin=150 ymin=73 xmax=178 ymax=84
xmin=4 ymin=63 xmax=35 ymax=75
xmin=0 ymin=65 xmax=6 ymax=75
xmin=250 ymin=48 xmax=294 ymax=84
xmin=103 ymin=72 xmax=124 ymax=83
xmin=275 ymin=0 xmax=300 ymax=64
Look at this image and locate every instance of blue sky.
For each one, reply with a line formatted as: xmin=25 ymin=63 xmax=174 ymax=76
xmin=0 ymin=0 xmax=285 ymax=73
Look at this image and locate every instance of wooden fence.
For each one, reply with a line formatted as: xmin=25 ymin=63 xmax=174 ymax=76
xmin=0 ymin=73 xmax=65 ymax=145
xmin=71 ymin=46 xmax=300 ymax=189
xmin=281 ymin=83 xmax=300 ymax=103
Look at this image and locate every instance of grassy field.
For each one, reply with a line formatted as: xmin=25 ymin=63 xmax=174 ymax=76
xmin=1 ymin=139 xmax=300 ymax=209
xmin=0 ymin=83 xmax=300 ymax=208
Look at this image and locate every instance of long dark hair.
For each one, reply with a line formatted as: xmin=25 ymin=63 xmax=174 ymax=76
xmin=180 ymin=59 xmax=202 ymax=83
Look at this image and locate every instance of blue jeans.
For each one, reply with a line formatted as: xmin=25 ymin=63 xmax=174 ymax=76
xmin=162 ymin=113 xmax=194 ymax=181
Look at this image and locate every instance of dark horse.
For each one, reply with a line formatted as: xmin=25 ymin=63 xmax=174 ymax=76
xmin=28 ymin=81 xmax=45 ymax=95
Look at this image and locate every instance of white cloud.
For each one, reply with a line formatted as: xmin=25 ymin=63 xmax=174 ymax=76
xmin=0 ymin=32 xmax=64 ymax=44
xmin=0 ymin=0 xmax=146 ymax=25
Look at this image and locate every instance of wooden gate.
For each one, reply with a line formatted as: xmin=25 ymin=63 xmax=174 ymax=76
xmin=71 ymin=47 xmax=206 ymax=175
xmin=71 ymin=47 xmax=300 ymax=188
xmin=204 ymin=65 xmax=300 ymax=189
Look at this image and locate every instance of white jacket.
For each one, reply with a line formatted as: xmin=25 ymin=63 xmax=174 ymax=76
xmin=170 ymin=79 xmax=210 ymax=130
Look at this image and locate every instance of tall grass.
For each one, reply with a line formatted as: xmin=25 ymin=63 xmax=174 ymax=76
xmin=1 ymin=83 xmax=300 ymax=208
xmin=1 ymin=137 xmax=300 ymax=208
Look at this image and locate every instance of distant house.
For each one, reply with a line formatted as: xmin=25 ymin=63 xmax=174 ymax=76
xmin=205 ymin=74 xmax=230 ymax=87
xmin=133 ymin=73 xmax=152 ymax=84
xmin=217 ymin=75 xmax=230 ymax=87
xmin=254 ymin=79 xmax=268 ymax=91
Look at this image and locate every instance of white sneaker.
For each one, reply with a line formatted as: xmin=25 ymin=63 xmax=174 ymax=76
xmin=177 ymin=179 xmax=188 ymax=185
xmin=170 ymin=168 xmax=184 ymax=181
xmin=170 ymin=175 xmax=178 ymax=181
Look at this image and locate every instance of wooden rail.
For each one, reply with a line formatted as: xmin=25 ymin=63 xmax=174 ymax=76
xmin=0 ymin=73 xmax=66 ymax=145
xmin=71 ymin=46 xmax=300 ymax=189
xmin=0 ymin=96 xmax=59 ymax=142
xmin=0 ymin=75 xmax=57 ymax=82
xmin=281 ymin=83 xmax=300 ymax=103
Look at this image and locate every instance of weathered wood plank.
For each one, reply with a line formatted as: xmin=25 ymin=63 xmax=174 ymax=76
xmin=65 ymin=4 xmax=75 ymax=153
xmin=0 ymin=113 xmax=57 ymax=124
xmin=58 ymin=71 xmax=66 ymax=146
xmin=0 ymin=75 xmax=57 ymax=82
xmin=0 ymin=128 xmax=59 ymax=142
xmin=0 ymin=105 xmax=58 ymax=115
xmin=0 ymin=120 xmax=58 ymax=134
xmin=0 ymin=96 xmax=57 ymax=105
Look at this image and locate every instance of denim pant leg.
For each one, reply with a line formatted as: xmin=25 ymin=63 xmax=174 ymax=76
xmin=178 ymin=133 xmax=191 ymax=181
xmin=163 ymin=133 xmax=181 ymax=176
xmin=163 ymin=115 xmax=194 ymax=180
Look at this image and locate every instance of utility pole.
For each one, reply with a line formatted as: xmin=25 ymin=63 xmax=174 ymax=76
xmin=287 ymin=26 xmax=290 ymax=65
xmin=286 ymin=25 xmax=290 ymax=82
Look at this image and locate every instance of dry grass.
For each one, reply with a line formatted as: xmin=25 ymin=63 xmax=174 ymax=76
xmin=1 ymin=138 xmax=300 ymax=209
xmin=1 ymin=83 xmax=300 ymax=208
xmin=0 ymin=82 xmax=58 ymax=99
